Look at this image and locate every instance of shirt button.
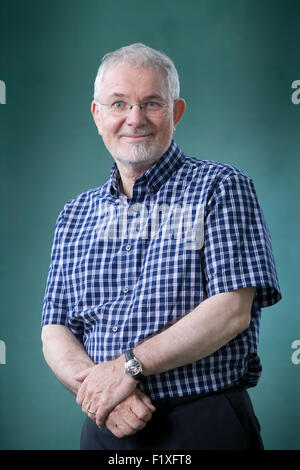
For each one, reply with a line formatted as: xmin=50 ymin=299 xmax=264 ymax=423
xmin=112 ymin=326 xmax=118 ymax=333
xmin=123 ymin=287 xmax=129 ymax=294
xmin=125 ymin=244 xmax=131 ymax=251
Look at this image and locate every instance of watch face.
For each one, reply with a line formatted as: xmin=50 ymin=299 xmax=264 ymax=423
xmin=126 ymin=359 xmax=142 ymax=376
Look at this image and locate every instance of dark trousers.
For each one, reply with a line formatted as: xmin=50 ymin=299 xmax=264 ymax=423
xmin=80 ymin=386 xmax=264 ymax=450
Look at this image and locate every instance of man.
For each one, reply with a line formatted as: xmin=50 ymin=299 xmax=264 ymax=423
xmin=41 ymin=43 xmax=281 ymax=450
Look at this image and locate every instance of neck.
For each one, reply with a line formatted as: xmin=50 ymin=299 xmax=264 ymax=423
xmin=115 ymin=158 xmax=158 ymax=198
xmin=118 ymin=173 xmax=139 ymax=199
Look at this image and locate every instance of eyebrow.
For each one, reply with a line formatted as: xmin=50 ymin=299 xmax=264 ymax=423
xmin=107 ymin=93 xmax=127 ymax=99
xmin=107 ymin=93 xmax=165 ymax=101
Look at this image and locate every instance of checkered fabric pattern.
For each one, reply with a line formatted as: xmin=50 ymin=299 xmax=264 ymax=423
xmin=42 ymin=141 xmax=281 ymax=399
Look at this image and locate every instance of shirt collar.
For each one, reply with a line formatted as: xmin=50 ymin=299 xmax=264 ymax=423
xmin=108 ymin=140 xmax=185 ymax=197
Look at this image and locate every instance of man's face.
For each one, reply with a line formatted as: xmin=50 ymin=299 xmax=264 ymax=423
xmin=91 ymin=64 xmax=185 ymax=168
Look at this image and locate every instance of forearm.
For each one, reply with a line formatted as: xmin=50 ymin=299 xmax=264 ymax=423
xmin=41 ymin=325 xmax=155 ymax=435
xmin=135 ymin=287 xmax=255 ymax=377
xmin=41 ymin=324 xmax=94 ymax=394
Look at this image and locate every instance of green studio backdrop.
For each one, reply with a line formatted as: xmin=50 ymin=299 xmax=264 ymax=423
xmin=0 ymin=0 xmax=299 ymax=450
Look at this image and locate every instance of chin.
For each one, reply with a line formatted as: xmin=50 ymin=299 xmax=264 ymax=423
xmin=115 ymin=141 xmax=162 ymax=165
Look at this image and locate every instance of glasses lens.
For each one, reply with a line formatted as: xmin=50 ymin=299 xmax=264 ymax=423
xmin=111 ymin=101 xmax=128 ymax=114
xmin=106 ymin=101 xmax=168 ymax=115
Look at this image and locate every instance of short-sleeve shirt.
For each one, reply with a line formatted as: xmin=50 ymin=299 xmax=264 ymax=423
xmin=42 ymin=141 xmax=281 ymax=399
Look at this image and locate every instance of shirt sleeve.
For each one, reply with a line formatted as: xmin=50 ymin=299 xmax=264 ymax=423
xmin=202 ymin=171 xmax=281 ymax=309
xmin=41 ymin=209 xmax=68 ymax=327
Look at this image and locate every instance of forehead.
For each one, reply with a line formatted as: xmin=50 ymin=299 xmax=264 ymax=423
xmin=100 ymin=64 xmax=169 ymax=100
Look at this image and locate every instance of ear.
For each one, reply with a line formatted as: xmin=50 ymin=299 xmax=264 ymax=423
xmin=91 ymin=100 xmax=102 ymax=135
xmin=173 ymin=98 xmax=186 ymax=127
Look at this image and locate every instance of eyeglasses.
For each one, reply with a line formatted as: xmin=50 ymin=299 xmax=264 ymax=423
xmin=96 ymin=100 xmax=169 ymax=116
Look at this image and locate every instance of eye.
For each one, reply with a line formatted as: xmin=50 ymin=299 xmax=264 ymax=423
xmin=144 ymin=101 xmax=161 ymax=110
xmin=112 ymin=101 xmax=126 ymax=110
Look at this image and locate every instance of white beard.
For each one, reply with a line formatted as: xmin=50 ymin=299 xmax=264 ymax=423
xmin=113 ymin=139 xmax=163 ymax=168
xmin=126 ymin=141 xmax=158 ymax=160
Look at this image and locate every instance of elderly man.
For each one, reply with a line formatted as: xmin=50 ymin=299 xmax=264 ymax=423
xmin=41 ymin=43 xmax=281 ymax=450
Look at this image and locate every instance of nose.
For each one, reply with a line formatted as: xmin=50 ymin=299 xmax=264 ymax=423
xmin=125 ymin=104 xmax=147 ymax=126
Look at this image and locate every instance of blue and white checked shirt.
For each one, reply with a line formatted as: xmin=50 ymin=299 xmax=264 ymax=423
xmin=42 ymin=141 xmax=281 ymax=400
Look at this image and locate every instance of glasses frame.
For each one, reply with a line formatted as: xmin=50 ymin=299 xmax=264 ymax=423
xmin=95 ymin=99 xmax=169 ymax=116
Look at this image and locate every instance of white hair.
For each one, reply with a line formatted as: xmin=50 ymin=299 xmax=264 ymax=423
xmin=93 ymin=43 xmax=180 ymax=102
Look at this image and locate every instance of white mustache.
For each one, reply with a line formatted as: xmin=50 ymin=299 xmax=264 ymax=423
xmin=120 ymin=128 xmax=153 ymax=137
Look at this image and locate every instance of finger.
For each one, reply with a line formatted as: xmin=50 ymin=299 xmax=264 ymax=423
xmin=106 ymin=418 xmax=137 ymax=438
xmin=76 ymin=380 xmax=91 ymax=407
xmin=96 ymin=407 xmax=111 ymax=428
xmin=106 ymin=404 xmax=145 ymax=437
xmin=123 ymin=411 xmax=148 ymax=431
xmin=74 ymin=366 xmax=94 ymax=382
xmin=111 ymin=400 xmax=149 ymax=430
xmin=76 ymin=382 xmax=86 ymax=406
xmin=87 ymin=408 xmax=97 ymax=421
xmin=130 ymin=401 xmax=152 ymax=423
xmin=112 ymin=393 xmax=152 ymax=425
xmin=141 ymin=399 xmax=156 ymax=413
xmin=83 ymin=390 xmax=101 ymax=415
xmin=82 ymin=395 xmax=93 ymax=414
xmin=76 ymin=380 xmax=92 ymax=411
xmin=135 ymin=389 xmax=156 ymax=412
xmin=94 ymin=394 xmax=115 ymax=428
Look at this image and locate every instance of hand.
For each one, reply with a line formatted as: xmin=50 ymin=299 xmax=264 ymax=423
xmin=74 ymin=356 xmax=138 ymax=427
xmin=105 ymin=388 xmax=156 ymax=438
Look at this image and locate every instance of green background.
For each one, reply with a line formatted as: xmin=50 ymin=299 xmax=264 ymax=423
xmin=0 ymin=0 xmax=299 ymax=450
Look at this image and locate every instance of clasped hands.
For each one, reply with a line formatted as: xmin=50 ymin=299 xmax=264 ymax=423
xmin=74 ymin=355 xmax=156 ymax=438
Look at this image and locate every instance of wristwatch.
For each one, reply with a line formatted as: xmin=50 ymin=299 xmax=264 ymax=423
xmin=124 ymin=349 xmax=145 ymax=382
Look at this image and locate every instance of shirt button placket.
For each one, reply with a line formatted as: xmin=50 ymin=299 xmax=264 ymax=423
xmin=122 ymin=244 xmax=131 ymax=339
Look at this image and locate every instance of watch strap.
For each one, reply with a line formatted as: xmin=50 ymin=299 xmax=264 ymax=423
xmin=124 ymin=349 xmax=134 ymax=362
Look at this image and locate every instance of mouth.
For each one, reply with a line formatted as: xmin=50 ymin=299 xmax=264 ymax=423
xmin=120 ymin=133 xmax=153 ymax=142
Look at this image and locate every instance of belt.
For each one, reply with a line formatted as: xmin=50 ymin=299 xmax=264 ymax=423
xmin=152 ymin=381 xmax=242 ymax=412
